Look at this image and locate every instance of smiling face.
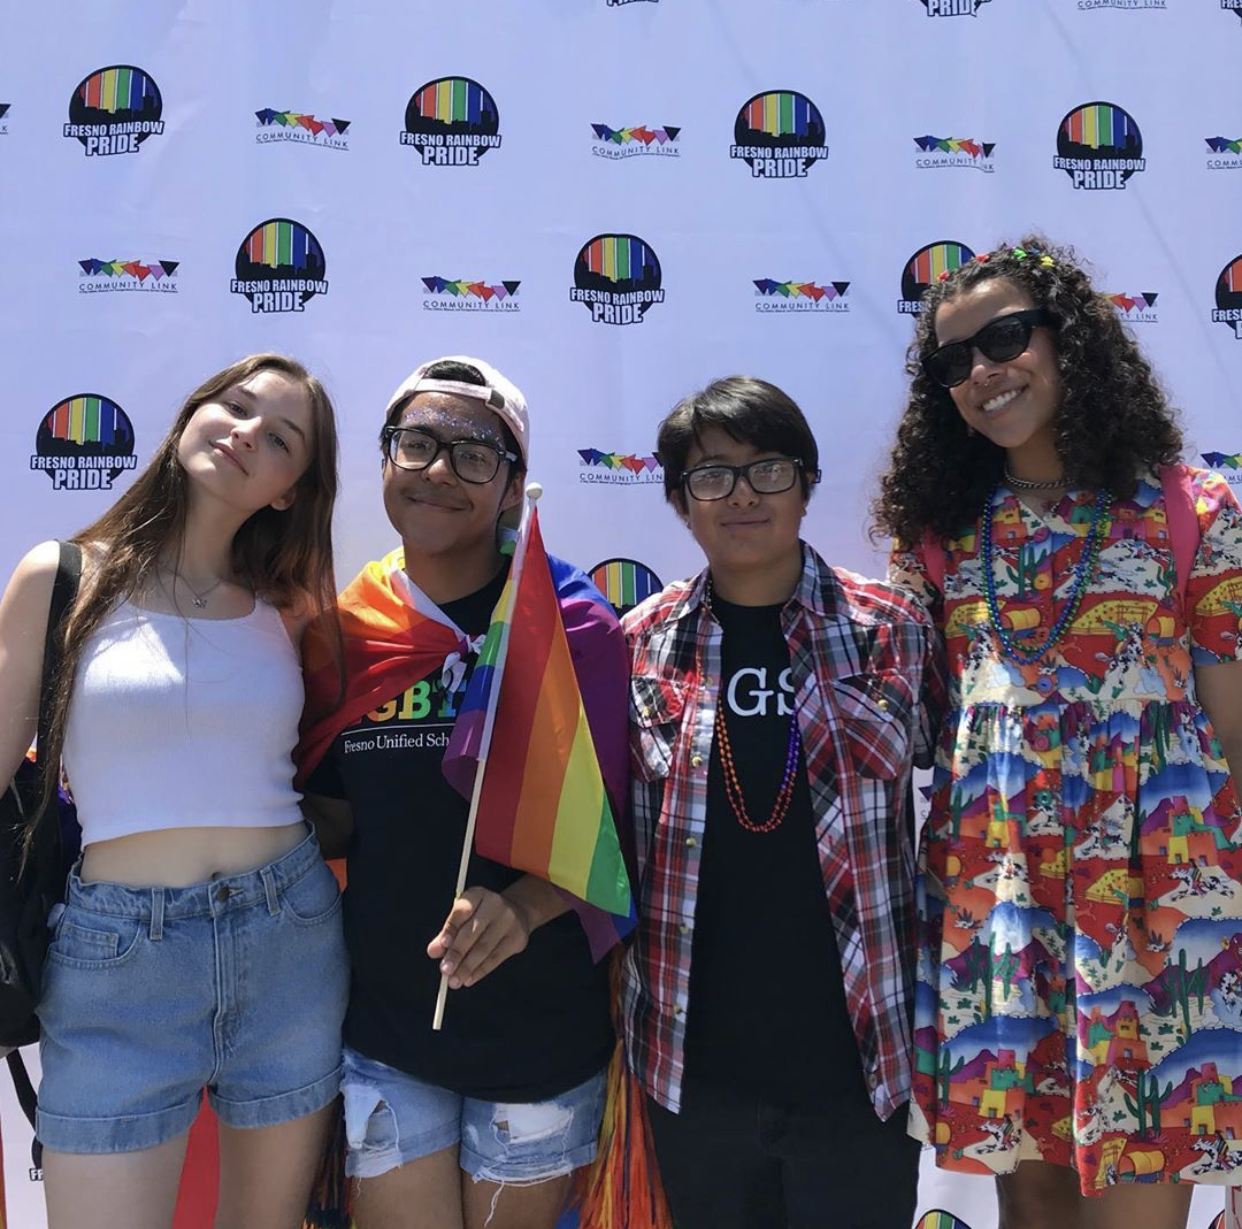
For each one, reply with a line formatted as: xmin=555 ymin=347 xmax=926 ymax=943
xmin=381 ymin=392 xmax=522 ymax=561
xmin=933 ymin=278 xmax=1062 ymax=461
xmin=175 ymin=368 xmax=313 ymax=514
xmin=678 ymin=425 xmax=807 ymax=580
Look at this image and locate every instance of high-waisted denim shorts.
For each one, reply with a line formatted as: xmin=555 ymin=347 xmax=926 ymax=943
xmin=36 ymin=828 xmax=348 ymax=1154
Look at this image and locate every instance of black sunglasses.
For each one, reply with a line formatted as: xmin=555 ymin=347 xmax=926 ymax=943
xmin=922 ymin=308 xmax=1060 ymax=389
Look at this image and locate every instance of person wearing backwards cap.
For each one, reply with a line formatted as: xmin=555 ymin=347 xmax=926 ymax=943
xmin=296 ymin=358 xmax=628 ymax=1229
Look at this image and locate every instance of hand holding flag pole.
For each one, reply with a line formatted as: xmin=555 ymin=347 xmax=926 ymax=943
xmin=432 ymin=483 xmax=542 ymax=1031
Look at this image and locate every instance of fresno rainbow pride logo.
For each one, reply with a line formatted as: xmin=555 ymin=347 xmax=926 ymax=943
xmin=914 ymin=1213 xmax=975 ymax=1229
xmin=589 ymin=559 xmax=663 ymax=617
xmin=65 ymin=65 xmax=163 ymax=156
xmin=570 ymin=233 xmax=664 ymax=326
xmin=730 ymin=90 xmax=827 ymax=178
xmin=32 ymin=395 xmax=138 ymax=490
xmin=591 ymin=123 xmax=680 ymax=160
xmin=754 ymin=279 xmax=850 ymax=313
xmin=1054 ymin=101 xmax=1145 ymax=189
xmin=0 ymin=103 xmax=9 ymax=136
xmin=578 ymin=449 xmax=663 ymax=486
xmin=1212 ymin=254 xmax=1242 ymax=338
xmin=914 ymin=134 xmax=995 ymax=172
xmin=421 ymin=277 xmax=520 ymax=313
xmin=79 ymin=258 xmax=179 ymax=295
xmin=919 ymin=0 xmax=991 ymax=14
xmin=230 ymin=219 xmax=327 ymax=314
xmin=1107 ymin=291 xmax=1157 ymax=323
xmin=400 ymin=77 xmax=500 ymax=166
xmin=898 ymin=241 xmax=975 ymax=314
xmin=255 ymin=109 xmax=350 ymax=149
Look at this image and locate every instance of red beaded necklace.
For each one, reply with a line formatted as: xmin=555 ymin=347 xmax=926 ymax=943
xmin=707 ymin=575 xmax=804 ymax=834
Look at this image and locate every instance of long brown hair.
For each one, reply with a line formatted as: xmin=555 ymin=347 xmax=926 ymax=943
xmin=39 ymin=353 xmax=340 ymax=827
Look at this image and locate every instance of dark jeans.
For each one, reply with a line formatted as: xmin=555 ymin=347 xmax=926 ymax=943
xmin=646 ymin=1083 xmax=920 ymax=1229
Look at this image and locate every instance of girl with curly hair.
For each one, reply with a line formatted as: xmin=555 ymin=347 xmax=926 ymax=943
xmin=875 ymin=237 xmax=1242 ymax=1229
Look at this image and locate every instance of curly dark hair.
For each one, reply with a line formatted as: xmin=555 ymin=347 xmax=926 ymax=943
xmin=872 ymin=233 xmax=1183 ymax=545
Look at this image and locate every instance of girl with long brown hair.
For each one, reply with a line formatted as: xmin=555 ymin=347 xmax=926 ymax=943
xmin=0 ymin=353 xmax=346 ymax=1229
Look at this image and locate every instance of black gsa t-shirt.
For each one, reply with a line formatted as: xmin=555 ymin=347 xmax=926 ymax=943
xmin=684 ymin=595 xmax=866 ymax=1108
xmin=307 ymin=568 xmax=612 ymax=1102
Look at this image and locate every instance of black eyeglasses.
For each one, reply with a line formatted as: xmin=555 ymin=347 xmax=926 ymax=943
xmin=681 ymin=457 xmax=818 ymax=502
xmin=383 ymin=427 xmax=517 ymax=484
xmin=922 ymin=308 xmax=1060 ymax=389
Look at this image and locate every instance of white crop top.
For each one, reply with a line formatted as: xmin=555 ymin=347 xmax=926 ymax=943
xmin=62 ymin=596 xmax=305 ymax=845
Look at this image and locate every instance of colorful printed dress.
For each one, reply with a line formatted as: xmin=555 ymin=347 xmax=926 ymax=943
xmin=888 ymin=468 xmax=1242 ymax=1194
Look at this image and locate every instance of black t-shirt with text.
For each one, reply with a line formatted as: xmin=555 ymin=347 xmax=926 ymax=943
xmin=684 ymin=594 xmax=866 ymax=1108
xmin=307 ymin=568 xmax=612 ymax=1102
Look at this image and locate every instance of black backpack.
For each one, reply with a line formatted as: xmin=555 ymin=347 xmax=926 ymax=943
xmin=0 ymin=542 xmax=82 ymax=1147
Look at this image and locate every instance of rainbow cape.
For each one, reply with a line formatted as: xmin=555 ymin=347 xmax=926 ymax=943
xmin=295 ymin=518 xmax=633 ymax=958
xmin=442 ymin=499 xmax=634 ymax=931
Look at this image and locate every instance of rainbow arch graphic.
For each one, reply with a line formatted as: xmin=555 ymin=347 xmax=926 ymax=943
xmin=411 ymin=78 xmax=493 ymax=126
xmin=741 ymin=91 xmax=819 ymax=139
xmin=590 ymin=559 xmax=662 ymax=612
xmin=44 ymin=396 xmax=130 ymax=446
xmin=243 ymin=221 xmax=322 ymax=271
xmin=909 ymin=242 xmax=973 ymax=286
xmin=1061 ymin=103 xmax=1139 ymax=151
xmin=76 ymin=66 xmax=158 ymax=115
xmin=580 ymin=235 xmax=657 ymax=285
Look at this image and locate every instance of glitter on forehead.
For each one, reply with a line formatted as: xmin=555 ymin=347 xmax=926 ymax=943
xmin=396 ymin=399 xmax=506 ymax=448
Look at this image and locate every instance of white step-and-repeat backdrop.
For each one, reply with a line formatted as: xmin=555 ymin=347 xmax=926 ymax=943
xmin=2 ymin=1 xmax=1241 ymax=1226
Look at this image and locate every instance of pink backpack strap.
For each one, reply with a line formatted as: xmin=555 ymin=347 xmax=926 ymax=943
xmin=921 ymin=528 xmax=946 ymax=595
xmin=1160 ymin=463 xmax=1199 ymax=606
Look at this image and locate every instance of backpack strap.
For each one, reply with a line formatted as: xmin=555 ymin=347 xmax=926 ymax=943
xmin=5 ymin=1050 xmax=36 ymax=1131
xmin=1159 ymin=465 xmax=1199 ymax=608
xmin=29 ymin=542 xmax=82 ymax=873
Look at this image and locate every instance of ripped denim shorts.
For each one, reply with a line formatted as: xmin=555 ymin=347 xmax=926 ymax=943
xmin=341 ymin=1046 xmax=606 ymax=1184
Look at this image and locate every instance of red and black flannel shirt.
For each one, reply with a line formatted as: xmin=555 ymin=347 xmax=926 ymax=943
xmin=620 ymin=543 xmax=946 ymax=1118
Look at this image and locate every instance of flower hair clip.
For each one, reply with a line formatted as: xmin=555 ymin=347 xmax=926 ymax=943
xmin=937 ymin=270 xmax=951 ymax=282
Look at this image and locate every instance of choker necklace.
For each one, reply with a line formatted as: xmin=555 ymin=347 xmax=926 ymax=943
xmin=163 ymin=566 xmax=225 ymax=610
xmin=1003 ymin=467 xmax=1067 ymax=492
xmin=705 ymin=574 xmax=803 ymax=834
xmin=982 ymin=485 xmax=1111 ymax=665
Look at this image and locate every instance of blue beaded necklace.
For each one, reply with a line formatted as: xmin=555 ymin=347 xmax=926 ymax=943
xmin=980 ymin=484 xmax=1112 ymax=666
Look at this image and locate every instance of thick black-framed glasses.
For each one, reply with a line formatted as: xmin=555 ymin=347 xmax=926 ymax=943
xmin=922 ymin=308 xmax=1060 ymax=389
xmin=681 ymin=457 xmax=818 ymax=502
xmin=382 ymin=426 xmax=517 ymax=484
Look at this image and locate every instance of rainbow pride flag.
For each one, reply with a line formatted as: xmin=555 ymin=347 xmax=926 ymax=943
xmin=443 ymin=498 xmax=633 ymax=920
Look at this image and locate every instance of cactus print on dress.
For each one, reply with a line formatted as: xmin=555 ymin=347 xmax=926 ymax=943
xmin=889 ymin=469 xmax=1242 ymax=1194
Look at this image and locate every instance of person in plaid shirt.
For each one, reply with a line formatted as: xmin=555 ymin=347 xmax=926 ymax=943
xmin=620 ymin=376 xmax=945 ymax=1229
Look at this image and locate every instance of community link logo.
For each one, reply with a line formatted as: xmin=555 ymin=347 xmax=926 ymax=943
xmin=65 ymin=66 xmax=163 ymax=156
xmin=1212 ymin=254 xmax=1242 ymax=338
xmin=400 ymin=77 xmax=500 ymax=166
xmin=1207 ymin=136 xmax=1242 ymax=169
xmin=255 ymin=109 xmax=350 ymax=150
xmin=589 ymin=559 xmax=663 ymax=618
xmin=591 ymin=124 xmax=680 ymax=159
xmin=754 ymin=280 xmax=850 ymax=313
xmin=578 ymin=450 xmax=662 ymax=485
xmin=1107 ymin=291 xmax=1157 ymax=323
xmin=32 ymin=395 xmax=138 ymax=491
xmin=731 ymin=91 xmax=827 ymax=178
xmin=917 ymin=0 xmax=991 ymax=14
xmin=1203 ymin=452 xmax=1242 ymax=484
xmin=422 ymin=277 xmax=520 ymax=312
xmin=571 ymin=234 xmax=664 ymax=325
xmin=898 ymin=242 xmax=975 ymax=314
xmin=230 ymin=219 xmax=327 ymax=314
xmin=915 ymin=135 xmax=995 ymax=172
xmin=79 ymin=259 xmax=178 ymax=295
xmin=1054 ymin=102 xmax=1145 ymax=190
